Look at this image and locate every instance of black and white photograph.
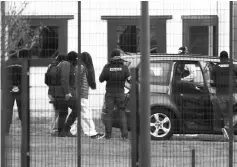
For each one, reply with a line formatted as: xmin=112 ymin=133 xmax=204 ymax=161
xmin=0 ymin=0 xmax=237 ymax=167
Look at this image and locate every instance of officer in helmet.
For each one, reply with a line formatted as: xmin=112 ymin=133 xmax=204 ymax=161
xmin=211 ymin=50 xmax=237 ymax=140
xmin=99 ymin=49 xmax=130 ymax=140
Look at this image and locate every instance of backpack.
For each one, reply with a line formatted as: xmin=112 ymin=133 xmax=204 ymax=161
xmin=6 ymin=64 xmax=22 ymax=93
xmin=45 ymin=61 xmax=61 ymax=86
xmin=45 ymin=61 xmax=75 ymax=86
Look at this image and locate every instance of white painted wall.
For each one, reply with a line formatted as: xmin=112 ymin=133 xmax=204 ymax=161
xmin=5 ymin=0 xmax=231 ymax=111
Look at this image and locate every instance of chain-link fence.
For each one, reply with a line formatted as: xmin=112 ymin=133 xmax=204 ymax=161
xmin=1 ymin=1 xmax=237 ymax=167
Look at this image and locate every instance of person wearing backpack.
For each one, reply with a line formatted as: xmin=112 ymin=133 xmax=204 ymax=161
xmin=4 ymin=50 xmax=23 ymax=134
xmin=99 ymin=49 xmax=130 ymax=140
xmin=45 ymin=53 xmax=66 ymax=136
xmin=57 ymin=51 xmax=78 ymax=137
xmin=45 ymin=51 xmax=76 ymax=137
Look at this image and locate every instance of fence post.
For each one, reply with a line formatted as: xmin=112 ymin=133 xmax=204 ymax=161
xmin=229 ymin=1 xmax=234 ymax=167
xmin=140 ymin=2 xmax=151 ymax=167
xmin=77 ymin=1 xmax=81 ymax=167
xmin=1 ymin=2 xmax=5 ymax=167
xmin=21 ymin=59 xmax=30 ymax=167
xmin=131 ymin=68 xmax=139 ymax=167
xmin=191 ymin=149 xmax=195 ymax=167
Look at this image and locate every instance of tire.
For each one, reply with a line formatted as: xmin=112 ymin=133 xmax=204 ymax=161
xmin=150 ymin=108 xmax=174 ymax=140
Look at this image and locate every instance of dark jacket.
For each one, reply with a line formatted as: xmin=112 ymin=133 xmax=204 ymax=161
xmin=99 ymin=56 xmax=130 ymax=93
xmin=5 ymin=58 xmax=22 ymax=93
xmin=48 ymin=60 xmax=75 ymax=98
xmin=211 ymin=62 xmax=237 ymax=94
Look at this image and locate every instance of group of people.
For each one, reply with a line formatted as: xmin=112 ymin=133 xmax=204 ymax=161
xmin=46 ymin=51 xmax=104 ymax=138
xmin=4 ymin=48 xmax=130 ymax=140
xmin=46 ymin=49 xmax=130 ymax=139
xmin=4 ymin=46 xmax=237 ymax=141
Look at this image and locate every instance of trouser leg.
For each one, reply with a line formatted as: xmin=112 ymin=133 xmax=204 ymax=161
xmin=104 ymin=93 xmax=115 ymax=136
xmin=81 ymin=98 xmax=97 ymax=136
xmin=51 ymin=103 xmax=59 ymax=130
xmin=57 ymin=101 xmax=68 ymax=132
xmin=52 ymin=116 xmax=59 ymax=130
xmin=212 ymin=98 xmax=223 ymax=130
xmin=15 ymin=94 xmax=22 ymax=121
xmin=63 ymin=98 xmax=77 ymax=132
xmin=5 ymin=93 xmax=15 ymax=133
xmin=116 ymin=94 xmax=128 ymax=137
xmin=216 ymin=95 xmax=229 ymax=128
xmin=63 ymin=110 xmax=77 ymax=132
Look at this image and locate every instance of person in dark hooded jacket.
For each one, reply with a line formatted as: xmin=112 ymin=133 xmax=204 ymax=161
xmin=47 ymin=53 xmax=67 ymax=136
xmin=211 ymin=51 xmax=237 ymax=140
xmin=99 ymin=49 xmax=130 ymax=139
xmin=4 ymin=50 xmax=23 ymax=134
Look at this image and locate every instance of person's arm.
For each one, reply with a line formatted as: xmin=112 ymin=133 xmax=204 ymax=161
xmin=48 ymin=87 xmax=54 ymax=101
xmin=99 ymin=64 xmax=109 ymax=83
xmin=124 ymin=65 xmax=130 ymax=80
xmin=181 ymin=64 xmax=196 ymax=81
xmin=124 ymin=65 xmax=131 ymax=89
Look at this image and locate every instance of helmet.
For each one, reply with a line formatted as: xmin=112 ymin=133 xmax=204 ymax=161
xmin=178 ymin=46 xmax=188 ymax=54
xmin=110 ymin=49 xmax=121 ymax=58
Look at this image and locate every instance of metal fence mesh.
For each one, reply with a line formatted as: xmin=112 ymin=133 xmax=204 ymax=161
xmin=1 ymin=1 xmax=237 ymax=167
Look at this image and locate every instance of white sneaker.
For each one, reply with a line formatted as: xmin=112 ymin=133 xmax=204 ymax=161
xmin=90 ymin=133 xmax=105 ymax=139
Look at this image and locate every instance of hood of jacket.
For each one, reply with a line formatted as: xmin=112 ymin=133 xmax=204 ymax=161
xmin=110 ymin=56 xmax=125 ymax=64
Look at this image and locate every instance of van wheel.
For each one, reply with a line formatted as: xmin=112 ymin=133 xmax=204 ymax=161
xmin=150 ymin=109 xmax=174 ymax=140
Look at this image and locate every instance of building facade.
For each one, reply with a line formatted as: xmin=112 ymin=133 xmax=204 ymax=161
xmin=1 ymin=0 xmax=236 ymax=114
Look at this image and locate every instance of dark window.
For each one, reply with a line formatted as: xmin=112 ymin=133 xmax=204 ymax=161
xmin=117 ymin=25 xmax=157 ymax=54
xmin=101 ymin=16 xmax=172 ymax=58
xmin=30 ymin=26 xmax=59 ymax=58
xmin=189 ymin=26 xmax=209 ymax=55
xmin=182 ymin=15 xmax=218 ymax=57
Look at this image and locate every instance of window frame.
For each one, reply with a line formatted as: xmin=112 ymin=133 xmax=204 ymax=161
xmin=5 ymin=15 xmax=74 ymax=67
xmin=101 ymin=15 xmax=172 ymax=61
xmin=182 ymin=15 xmax=219 ymax=57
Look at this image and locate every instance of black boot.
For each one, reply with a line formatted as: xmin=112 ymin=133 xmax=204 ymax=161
xmin=60 ymin=126 xmax=75 ymax=137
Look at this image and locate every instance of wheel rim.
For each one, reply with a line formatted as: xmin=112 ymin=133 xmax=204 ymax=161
xmin=150 ymin=113 xmax=171 ymax=138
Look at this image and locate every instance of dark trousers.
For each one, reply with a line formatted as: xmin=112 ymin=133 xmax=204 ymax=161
xmin=103 ymin=92 xmax=128 ymax=137
xmin=212 ymin=94 xmax=237 ymax=128
xmin=54 ymin=99 xmax=68 ymax=132
xmin=5 ymin=92 xmax=21 ymax=133
xmin=61 ymin=98 xmax=77 ymax=132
